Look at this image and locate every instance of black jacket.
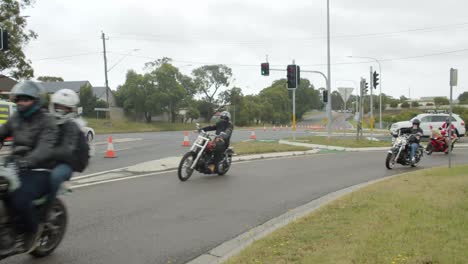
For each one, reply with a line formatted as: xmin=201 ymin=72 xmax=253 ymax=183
xmin=400 ymin=127 xmax=423 ymax=144
xmin=0 ymin=110 xmax=58 ymax=169
xmin=52 ymin=120 xmax=83 ymax=170
xmin=202 ymin=121 xmax=234 ymax=146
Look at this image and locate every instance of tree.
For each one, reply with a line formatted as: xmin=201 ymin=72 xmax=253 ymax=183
xmin=331 ymin=91 xmax=344 ymax=110
xmin=79 ymin=84 xmax=98 ymax=117
xmin=192 ymin=65 xmax=232 ymax=104
xmin=458 ymin=92 xmax=468 ymax=104
xmin=400 ymin=95 xmax=408 ymax=103
xmin=186 ymin=107 xmax=200 ymax=123
xmin=390 ymin=101 xmax=399 ymax=108
xmin=434 ymin=97 xmax=449 ymax=106
xmin=0 ymin=0 xmax=37 ymax=79
xmin=401 ymin=102 xmax=410 ymax=108
xmin=411 ymin=101 xmax=420 ymax=107
xmin=37 ymin=76 xmax=64 ymax=82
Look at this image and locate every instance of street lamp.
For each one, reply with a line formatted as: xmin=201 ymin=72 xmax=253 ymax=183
xmin=348 ymin=56 xmax=382 ymax=129
xmin=326 ymin=0 xmax=332 ymax=137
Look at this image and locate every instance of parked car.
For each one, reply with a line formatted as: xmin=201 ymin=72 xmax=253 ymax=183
xmin=83 ymin=126 xmax=95 ymax=142
xmin=390 ymin=113 xmax=466 ymax=137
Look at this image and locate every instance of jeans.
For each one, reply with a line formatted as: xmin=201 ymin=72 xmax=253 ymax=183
xmin=42 ymin=164 xmax=73 ymax=215
xmin=214 ymin=141 xmax=227 ymax=165
xmin=7 ymin=170 xmax=50 ymax=234
xmin=410 ymin=143 xmax=419 ymax=160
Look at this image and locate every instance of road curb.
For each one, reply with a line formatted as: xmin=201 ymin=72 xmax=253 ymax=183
xmin=279 ymin=140 xmax=389 ymax=152
xmin=71 ymin=149 xmax=320 ymax=184
xmin=186 ymin=173 xmax=403 ymax=264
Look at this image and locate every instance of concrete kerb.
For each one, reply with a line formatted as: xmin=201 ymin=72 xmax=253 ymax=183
xmin=186 ymin=173 xmax=404 ymax=264
xmin=71 ymin=149 xmax=321 ymax=185
xmin=279 ymin=139 xmax=389 ymax=152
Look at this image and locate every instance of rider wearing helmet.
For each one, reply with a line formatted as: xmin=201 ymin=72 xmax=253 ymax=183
xmin=46 ymin=89 xmax=87 ymax=211
xmin=0 ymin=81 xmax=58 ymax=251
xmin=201 ymin=111 xmax=234 ymax=173
xmin=408 ymin=119 xmax=424 ymax=164
xmin=441 ymin=117 xmax=456 ymax=153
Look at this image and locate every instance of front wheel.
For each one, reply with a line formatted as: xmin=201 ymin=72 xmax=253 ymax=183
xmin=385 ymin=152 xmax=396 ymax=170
xmin=425 ymin=143 xmax=433 ymax=155
xmin=178 ymin=152 xmax=196 ymax=182
xmin=30 ymin=198 xmax=68 ymax=258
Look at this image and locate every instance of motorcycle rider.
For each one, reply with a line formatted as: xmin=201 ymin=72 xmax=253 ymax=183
xmin=406 ymin=119 xmax=424 ymax=165
xmin=441 ymin=117 xmax=457 ymax=153
xmin=0 ymin=81 xmax=58 ymax=252
xmin=46 ymin=89 xmax=87 ymax=212
xmin=200 ymin=111 xmax=234 ymax=173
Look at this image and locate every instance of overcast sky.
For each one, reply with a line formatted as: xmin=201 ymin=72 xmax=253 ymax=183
xmin=22 ymin=0 xmax=468 ymax=100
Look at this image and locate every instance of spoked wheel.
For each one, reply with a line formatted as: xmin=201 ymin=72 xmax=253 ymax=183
xmin=178 ymin=152 xmax=196 ymax=182
xmin=30 ymin=199 xmax=68 ymax=258
xmin=385 ymin=153 xmax=396 ymax=170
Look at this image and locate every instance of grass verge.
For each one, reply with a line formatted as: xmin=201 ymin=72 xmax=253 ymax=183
xmin=292 ymin=136 xmax=390 ymax=148
xmin=226 ymin=165 xmax=468 ymax=264
xmin=232 ymin=141 xmax=311 ymax=155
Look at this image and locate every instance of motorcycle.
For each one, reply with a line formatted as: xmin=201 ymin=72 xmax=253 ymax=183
xmin=426 ymin=129 xmax=457 ymax=155
xmin=178 ymin=124 xmax=235 ymax=181
xmin=0 ymin=158 xmax=69 ymax=260
xmin=386 ymin=131 xmax=424 ymax=169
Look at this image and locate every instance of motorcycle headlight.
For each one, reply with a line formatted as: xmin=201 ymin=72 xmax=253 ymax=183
xmin=196 ymin=137 xmax=204 ymax=145
xmin=395 ymin=138 xmax=402 ymax=145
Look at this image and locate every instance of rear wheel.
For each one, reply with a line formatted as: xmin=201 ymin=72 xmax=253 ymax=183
xmin=30 ymin=199 xmax=68 ymax=258
xmin=178 ymin=152 xmax=196 ymax=182
xmin=385 ymin=152 xmax=396 ymax=170
xmin=217 ymin=156 xmax=232 ymax=176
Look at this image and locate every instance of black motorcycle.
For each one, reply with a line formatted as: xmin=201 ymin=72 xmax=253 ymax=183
xmin=386 ymin=132 xmax=424 ymax=169
xmin=0 ymin=160 xmax=69 ymax=260
xmin=178 ymin=124 xmax=235 ymax=181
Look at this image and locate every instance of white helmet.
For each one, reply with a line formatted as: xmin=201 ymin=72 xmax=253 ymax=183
xmin=49 ymin=89 xmax=80 ymax=124
xmin=220 ymin=111 xmax=231 ymax=121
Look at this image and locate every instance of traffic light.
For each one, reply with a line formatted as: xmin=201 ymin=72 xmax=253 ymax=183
xmin=287 ymin=64 xmax=297 ymax=88
xmin=360 ymin=78 xmax=368 ymax=95
xmin=297 ymin=66 xmax=300 ymax=86
xmin=261 ymin=62 xmax=269 ymax=76
xmin=0 ymin=28 xmax=9 ymax=51
xmin=322 ymin=90 xmax=328 ymax=103
xmin=373 ymin=71 xmax=379 ymax=88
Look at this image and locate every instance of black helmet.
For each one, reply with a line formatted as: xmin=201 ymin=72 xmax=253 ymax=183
xmin=412 ymin=119 xmax=420 ymax=125
xmin=220 ymin=111 xmax=231 ymax=121
xmin=10 ymin=81 xmax=44 ymax=101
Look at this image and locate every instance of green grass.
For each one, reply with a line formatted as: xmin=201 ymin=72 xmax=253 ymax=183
xmin=292 ymin=136 xmax=390 ymax=148
xmin=85 ymin=118 xmax=211 ymax=134
xmin=226 ymin=165 xmax=468 ymax=264
xmin=232 ymin=141 xmax=311 ymax=155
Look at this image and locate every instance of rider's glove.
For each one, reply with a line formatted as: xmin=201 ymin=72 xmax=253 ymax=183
xmin=15 ymin=158 xmax=30 ymax=172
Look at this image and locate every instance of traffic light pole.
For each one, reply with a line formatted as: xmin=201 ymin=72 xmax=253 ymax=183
xmin=369 ymin=66 xmax=374 ymax=141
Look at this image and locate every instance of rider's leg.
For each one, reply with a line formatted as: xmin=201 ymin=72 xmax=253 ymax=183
xmin=7 ymin=170 xmax=50 ymax=250
xmin=410 ymin=143 xmax=418 ymax=161
xmin=214 ymin=141 xmax=226 ymax=171
xmin=44 ymin=164 xmax=73 ymax=216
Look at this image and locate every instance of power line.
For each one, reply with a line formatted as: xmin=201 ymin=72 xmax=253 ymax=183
xmin=32 ymin=52 xmax=101 ymax=62
xmin=108 ymin=21 xmax=468 ymax=44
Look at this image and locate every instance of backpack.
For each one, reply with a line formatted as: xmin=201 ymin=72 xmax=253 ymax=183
xmin=73 ymin=130 xmax=90 ymax=172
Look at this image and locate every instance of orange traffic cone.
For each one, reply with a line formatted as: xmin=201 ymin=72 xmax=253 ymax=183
xmin=182 ymin=131 xmax=190 ymax=147
xmin=105 ymin=136 xmax=116 ymax=158
xmin=250 ymin=128 xmax=257 ymax=140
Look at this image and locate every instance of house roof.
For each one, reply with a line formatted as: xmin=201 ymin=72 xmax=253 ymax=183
xmin=38 ymin=81 xmax=92 ymax=93
xmin=92 ymin=86 xmax=109 ymax=98
xmin=0 ymin=75 xmax=18 ymax=92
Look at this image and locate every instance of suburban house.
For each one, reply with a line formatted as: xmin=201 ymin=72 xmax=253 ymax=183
xmin=0 ymin=75 xmax=17 ymax=93
xmin=37 ymin=81 xmax=117 ymax=107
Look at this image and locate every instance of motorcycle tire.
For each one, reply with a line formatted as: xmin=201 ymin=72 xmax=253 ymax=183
xmin=178 ymin=152 xmax=196 ymax=182
xmin=425 ymin=144 xmax=433 ymax=155
xmin=385 ymin=152 xmax=396 ymax=170
xmin=217 ymin=157 xmax=232 ymax=176
xmin=30 ymin=198 xmax=68 ymax=258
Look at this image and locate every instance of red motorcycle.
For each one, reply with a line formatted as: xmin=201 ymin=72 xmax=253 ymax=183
xmin=426 ymin=129 xmax=457 ymax=155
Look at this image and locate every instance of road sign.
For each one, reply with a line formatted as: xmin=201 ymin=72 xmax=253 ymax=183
xmin=450 ymin=68 xmax=458 ymax=86
xmin=337 ymin=87 xmax=354 ymax=105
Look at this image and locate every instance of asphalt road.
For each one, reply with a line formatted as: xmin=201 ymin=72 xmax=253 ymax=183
xmin=8 ymin=149 xmax=468 ymax=264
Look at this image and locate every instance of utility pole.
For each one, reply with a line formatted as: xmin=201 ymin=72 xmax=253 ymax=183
xmin=101 ymin=31 xmax=110 ymax=118
xmin=370 ymin=66 xmax=374 ymax=140
xmin=326 ymin=0 xmax=332 ymax=138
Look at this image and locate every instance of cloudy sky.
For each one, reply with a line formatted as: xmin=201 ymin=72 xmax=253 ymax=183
xmin=22 ymin=0 xmax=468 ymax=100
